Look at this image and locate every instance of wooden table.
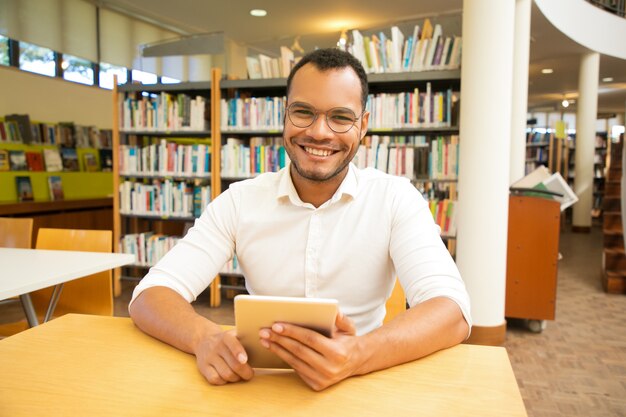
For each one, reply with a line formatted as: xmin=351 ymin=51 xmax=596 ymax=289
xmin=0 ymin=314 xmax=528 ymax=417
xmin=0 ymin=248 xmax=134 ymax=326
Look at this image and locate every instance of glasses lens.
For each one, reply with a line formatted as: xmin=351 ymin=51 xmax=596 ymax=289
xmin=327 ymin=108 xmax=357 ymax=133
xmin=288 ymin=104 xmax=316 ymax=128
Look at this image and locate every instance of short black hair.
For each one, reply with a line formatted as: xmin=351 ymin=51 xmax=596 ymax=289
xmin=286 ymin=48 xmax=369 ymax=110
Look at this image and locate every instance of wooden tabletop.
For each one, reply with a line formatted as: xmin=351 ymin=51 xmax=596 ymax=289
xmin=0 ymin=314 xmax=527 ymax=417
xmin=0 ymin=248 xmax=134 ymax=299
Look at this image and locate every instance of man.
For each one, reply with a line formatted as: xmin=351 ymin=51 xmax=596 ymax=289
xmin=130 ymin=48 xmax=471 ymax=391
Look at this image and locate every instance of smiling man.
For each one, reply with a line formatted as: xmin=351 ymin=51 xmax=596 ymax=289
xmin=129 ymin=48 xmax=471 ymax=391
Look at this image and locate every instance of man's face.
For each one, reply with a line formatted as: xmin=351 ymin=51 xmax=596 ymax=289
xmin=283 ymin=64 xmax=369 ymax=183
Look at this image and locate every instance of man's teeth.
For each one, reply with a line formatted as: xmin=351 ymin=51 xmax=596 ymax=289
xmin=304 ymin=147 xmax=333 ymax=157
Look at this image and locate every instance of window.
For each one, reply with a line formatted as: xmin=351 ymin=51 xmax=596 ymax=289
xmin=99 ymin=62 xmax=128 ymax=89
xmin=19 ymin=41 xmax=55 ymax=76
xmin=161 ymin=76 xmax=181 ymax=84
xmin=62 ymin=54 xmax=94 ymax=85
xmin=0 ymin=35 xmax=9 ymax=66
xmin=131 ymin=69 xmax=157 ymax=85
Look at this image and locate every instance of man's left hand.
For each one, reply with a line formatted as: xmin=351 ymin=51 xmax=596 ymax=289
xmin=258 ymin=312 xmax=365 ymax=391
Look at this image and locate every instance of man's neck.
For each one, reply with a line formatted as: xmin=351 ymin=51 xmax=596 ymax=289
xmin=290 ymin=167 xmax=348 ymax=208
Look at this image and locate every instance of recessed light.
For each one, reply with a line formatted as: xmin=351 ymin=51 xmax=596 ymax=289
xmin=561 ymin=99 xmax=569 ymax=108
xmin=602 ymin=77 xmax=614 ymax=82
xmin=541 ymin=68 xmax=553 ymax=74
xmin=250 ymin=9 xmax=267 ymax=17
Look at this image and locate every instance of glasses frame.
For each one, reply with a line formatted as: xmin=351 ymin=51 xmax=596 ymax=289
xmin=286 ymin=102 xmax=365 ymax=134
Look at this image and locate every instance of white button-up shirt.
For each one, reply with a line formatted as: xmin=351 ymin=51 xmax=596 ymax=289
xmin=131 ymin=163 xmax=471 ymax=335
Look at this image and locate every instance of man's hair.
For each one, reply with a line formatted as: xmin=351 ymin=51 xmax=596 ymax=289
xmin=286 ymin=48 xmax=369 ymax=110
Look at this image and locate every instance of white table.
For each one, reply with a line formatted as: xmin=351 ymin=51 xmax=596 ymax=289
xmin=0 ymin=248 xmax=134 ymax=326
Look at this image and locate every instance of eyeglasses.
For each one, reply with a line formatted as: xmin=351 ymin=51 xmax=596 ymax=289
xmin=286 ymin=102 xmax=364 ymax=133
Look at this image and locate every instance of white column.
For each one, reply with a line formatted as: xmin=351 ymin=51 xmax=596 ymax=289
xmin=510 ymin=0 xmax=532 ymax=184
xmin=457 ymin=0 xmax=515 ymax=340
xmin=573 ymin=52 xmax=599 ymax=230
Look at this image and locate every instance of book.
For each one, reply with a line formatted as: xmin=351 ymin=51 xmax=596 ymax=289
xmin=83 ymin=151 xmax=100 ymax=172
xmin=246 ymin=56 xmax=262 ymax=80
xmin=60 ymin=147 xmax=79 ymax=171
xmin=4 ymin=114 xmax=32 ymax=143
xmin=15 ymin=176 xmax=34 ymax=201
xmin=43 ymin=148 xmax=63 ymax=172
xmin=47 ymin=175 xmax=64 ymax=201
xmin=0 ymin=149 xmax=9 ymax=171
xmin=99 ymin=149 xmax=113 ymax=171
xmin=9 ymin=150 xmax=28 ymax=171
xmin=25 ymin=151 xmax=45 ymax=171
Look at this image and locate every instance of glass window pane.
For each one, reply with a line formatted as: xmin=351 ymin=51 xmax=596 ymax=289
xmin=19 ymin=41 xmax=55 ymax=76
xmin=0 ymin=35 xmax=9 ymax=66
xmin=131 ymin=69 xmax=157 ymax=85
xmin=161 ymin=75 xmax=181 ymax=84
xmin=62 ymin=54 xmax=94 ymax=85
xmin=99 ymin=62 xmax=128 ymax=89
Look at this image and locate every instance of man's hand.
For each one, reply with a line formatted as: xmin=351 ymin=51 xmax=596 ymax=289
xmin=194 ymin=329 xmax=255 ymax=385
xmin=258 ymin=313 xmax=365 ymax=391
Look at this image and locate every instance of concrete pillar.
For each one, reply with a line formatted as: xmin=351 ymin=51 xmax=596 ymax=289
xmin=457 ymin=0 xmax=515 ymax=345
xmin=572 ymin=52 xmax=599 ymax=232
xmin=510 ymin=0 xmax=532 ymax=184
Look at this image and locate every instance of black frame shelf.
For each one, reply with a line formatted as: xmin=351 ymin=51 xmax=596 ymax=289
xmin=120 ymin=130 xmax=212 ymax=137
xmin=118 ymin=81 xmax=212 ymax=94
xmin=120 ymin=212 xmax=196 ymax=221
xmin=120 ymin=173 xmax=212 ymax=181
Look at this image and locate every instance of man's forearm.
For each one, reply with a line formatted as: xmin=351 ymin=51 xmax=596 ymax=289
xmin=354 ymin=297 xmax=469 ymax=375
xmin=129 ymin=286 xmax=222 ymax=355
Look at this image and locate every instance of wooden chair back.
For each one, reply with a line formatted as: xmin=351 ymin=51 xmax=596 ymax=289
xmin=29 ymin=228 xmax=113 ymax=317
xmin=384 ymin=279 xmax=407 ymax=323
xmin=0 ymin=217 xmax=33 ymax=249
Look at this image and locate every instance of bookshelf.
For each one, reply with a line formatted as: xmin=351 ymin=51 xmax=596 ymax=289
xmin=112 ymin=74 xmax=217 ymax=296
xmin=112 ymin=68 xmax=461 ymax=306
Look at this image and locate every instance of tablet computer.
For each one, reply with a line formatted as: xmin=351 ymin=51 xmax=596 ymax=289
xmin=234 ymin=294 xmax=339 ymax=369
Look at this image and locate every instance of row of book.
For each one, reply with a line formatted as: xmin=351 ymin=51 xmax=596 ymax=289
xmin=352 ymin=135 xmax=459 ymax=180
xmin=347 ymin=19 xmax=461 ymax=74
xmin=220 ymin=87 xmax=456 ymax=131
xmin=120 ymin=232 xmax=181 ymax=267
xmin=0 ymin=148 xmax=112 ymax=172
xmin=120 ymin=93 xmax=210 ymax=132
xmin=526 ymin=147 xmax=548 ymax=163
xmin=221 ymin=254 xmax=243 ymax=275
xmin=221 ymin=137 xmax=290 ymax=178
xmin=1 ymin=114 xmax=113 ymax=148
xmin=429 ymin=199 xmax=457 ymax=237
xmin=119 ymin=180 xmax=211 ymax=218
xmin=14 ymin=175 xmax=64 ymax=202
xmin=246 ymin=46 xmax=297 ymax=80
xmin=415 ymin=180 xmax=456 ymax=201
xmin=367 ymin=86 xmax=456 ymax=128
xmin=526 ymin=131 xmax=551 ymax=145
xmin=119 ymin=140 xmax=211 ymax=177
xmin=220 ymin=96 xmax=285 ymax=131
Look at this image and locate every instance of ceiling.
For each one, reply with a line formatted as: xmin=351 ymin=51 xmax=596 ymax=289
xmin=98 ymin=0 xmax=626 ymax=117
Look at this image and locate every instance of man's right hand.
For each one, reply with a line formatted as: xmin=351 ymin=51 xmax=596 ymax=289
xmin=193 ymin=329 xmax=255 ymax=385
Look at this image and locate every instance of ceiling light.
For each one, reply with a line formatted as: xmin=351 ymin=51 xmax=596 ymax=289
xmin=250 ymin=9 xmax=267 ymax=17
xmin=561 ymin=99 xmax=569 ymax=108
xmin=602 ymin=77 xmax=614 ymax=82
xmin=541 ymin=68 xmax=553 ymax=74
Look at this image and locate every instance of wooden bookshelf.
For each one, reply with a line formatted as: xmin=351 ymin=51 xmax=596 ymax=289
xmin=112 ymin=68 xmax=462 ymax=307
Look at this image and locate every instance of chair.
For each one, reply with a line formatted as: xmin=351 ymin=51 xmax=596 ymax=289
xmin=384 ymin=279 xmax=407 ymax=323
xmin=0 ymin=217 xmax=34 ymax=304
xmin=29 ymin=228 xmax=114 ymax=317
xmin=0 ymin=228 xmax=113 ymax=338
xmin=0 ymin=217 xmax=33 ymax=249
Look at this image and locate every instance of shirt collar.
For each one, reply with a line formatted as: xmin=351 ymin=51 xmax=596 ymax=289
xmin=277 ymin=163 xmax=359 ymax=207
